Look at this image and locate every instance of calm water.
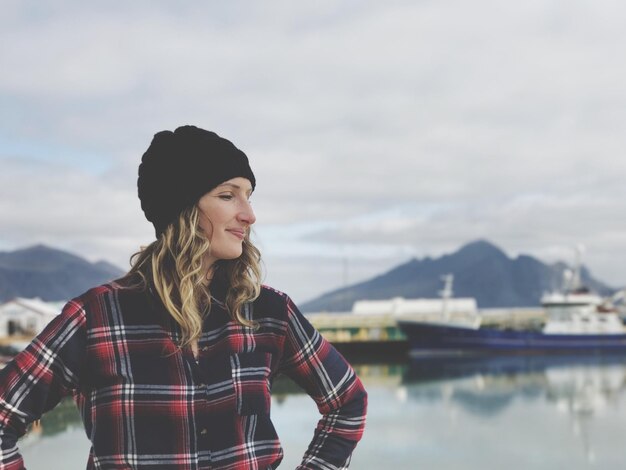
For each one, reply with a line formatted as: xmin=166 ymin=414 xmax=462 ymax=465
xmin=18 ymin=355 xmax=626 ymax=469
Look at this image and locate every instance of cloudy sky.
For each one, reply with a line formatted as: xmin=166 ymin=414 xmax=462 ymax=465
xmin=1 ymin=0 xmax=625 ymax=303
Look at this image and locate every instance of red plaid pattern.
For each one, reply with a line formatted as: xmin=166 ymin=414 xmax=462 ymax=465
xmin=0 ymin=280 xmax=367 ymax=469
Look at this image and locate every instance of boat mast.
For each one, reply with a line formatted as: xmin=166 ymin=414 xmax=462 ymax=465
xmin=439 ymin=274 xmax=454 ymax=321
xmin=571 ymin=244 xmax=585 ymax=291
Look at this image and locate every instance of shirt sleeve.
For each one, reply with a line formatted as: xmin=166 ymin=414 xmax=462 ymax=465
xmin=278 ymin=296 xmax=367 ymax=470
xmin=0 ymin=299 xmax=87 ymax=469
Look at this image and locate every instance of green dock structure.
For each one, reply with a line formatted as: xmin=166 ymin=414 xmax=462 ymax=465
xmin=306 ymin=312 xmax=408 ymax=360
xmin=307 ymin=312 xmax=406 ymax=343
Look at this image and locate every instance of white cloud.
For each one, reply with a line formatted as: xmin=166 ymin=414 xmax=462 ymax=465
xmin=1 ymin=0 xmax=625 ymax=302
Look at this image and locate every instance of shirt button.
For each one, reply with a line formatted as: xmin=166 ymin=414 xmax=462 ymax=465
xmin=201 ymin=346 xmax=209 ymax=352
xmin=200 ymin=428 xmax=208 ymax=435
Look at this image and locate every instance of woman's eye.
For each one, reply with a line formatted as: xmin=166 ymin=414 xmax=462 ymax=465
xmin=219 ymin=194 xmax=234 ymax=201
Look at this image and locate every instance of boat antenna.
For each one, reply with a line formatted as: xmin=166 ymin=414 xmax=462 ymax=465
xmin=439 ymin=274 xmax=454 ymax=321
xmin=571 ymin=244 xmax=585 ymax=291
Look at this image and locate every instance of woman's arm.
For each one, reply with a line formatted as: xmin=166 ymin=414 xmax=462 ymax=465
xmin=278 ymin=296 xmax=367 ymax=470
xmin=0 ymin=299 xmax=86 ymax=469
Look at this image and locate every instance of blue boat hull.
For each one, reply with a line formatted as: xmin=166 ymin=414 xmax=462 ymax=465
xmin=397 ymin=321 xmax=626 ymax=357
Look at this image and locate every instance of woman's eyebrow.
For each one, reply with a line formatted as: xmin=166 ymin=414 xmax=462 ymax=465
xmin=217 ymin=182 xmax=240 ymax=189
xmin=216 ymin=182 xmax=253 ymax=193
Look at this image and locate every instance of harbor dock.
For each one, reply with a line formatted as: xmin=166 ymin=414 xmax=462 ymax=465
xmin=306 ymin=307 xmax=547 ymax=361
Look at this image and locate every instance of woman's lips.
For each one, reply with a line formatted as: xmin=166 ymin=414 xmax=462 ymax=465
xmin=227 ymin=229 xmax=245 ymax=240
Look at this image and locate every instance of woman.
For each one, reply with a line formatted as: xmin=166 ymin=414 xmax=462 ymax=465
xmin=0 ymin=126 xmax=367 ymax=469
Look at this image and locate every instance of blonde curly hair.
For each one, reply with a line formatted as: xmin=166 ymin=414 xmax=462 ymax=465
xmin=121 ymin=205 xmax=262 ymax=347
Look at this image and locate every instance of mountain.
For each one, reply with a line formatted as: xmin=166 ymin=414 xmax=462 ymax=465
xmin=299 ymin=240 xmax=615 ymax=312
xmin=0 ymin=244 xmax=125 ymax=302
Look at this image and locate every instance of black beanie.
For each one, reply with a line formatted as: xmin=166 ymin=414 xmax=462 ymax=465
xmin=138 ymin=125 xmax=256 ymax=237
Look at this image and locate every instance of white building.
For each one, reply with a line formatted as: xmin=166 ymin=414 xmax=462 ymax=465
xmin=0 ymin=298 xmax=62 ymax=338
xmin=352 ymin=297 xmax=478 ymax=316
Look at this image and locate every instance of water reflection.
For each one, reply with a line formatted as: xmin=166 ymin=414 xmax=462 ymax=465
xmin=401 ymin=354 xmax=626 ymax=466
xmin=32 ymin=356 xmax=626 ymax=430
xmin=22 ymin=355 xmax=626 ymax=469
xmin=403 ymin=355 xmax=626 ymax=414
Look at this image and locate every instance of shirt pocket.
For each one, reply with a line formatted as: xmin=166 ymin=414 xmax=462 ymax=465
xmin=230 ymin=351 xmax=272 ymax=415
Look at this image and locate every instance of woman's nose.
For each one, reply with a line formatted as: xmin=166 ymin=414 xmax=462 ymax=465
xmin=238 ymin=201 xmax=256 ymax=225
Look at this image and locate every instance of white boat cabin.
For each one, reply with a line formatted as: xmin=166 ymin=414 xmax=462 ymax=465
xmin=543 ymin=305 xmax=625 ymax=334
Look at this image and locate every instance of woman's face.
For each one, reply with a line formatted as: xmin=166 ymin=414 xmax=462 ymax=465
xmin=197 ymin=177 xmax=256 ymax=267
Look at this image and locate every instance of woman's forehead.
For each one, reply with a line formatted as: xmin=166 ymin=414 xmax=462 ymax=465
xmin=213 ymin=177 xmax=254 ymax=192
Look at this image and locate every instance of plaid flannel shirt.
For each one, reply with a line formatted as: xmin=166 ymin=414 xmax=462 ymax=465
xmin=0 ymin=278 xmax=367 ymax=469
